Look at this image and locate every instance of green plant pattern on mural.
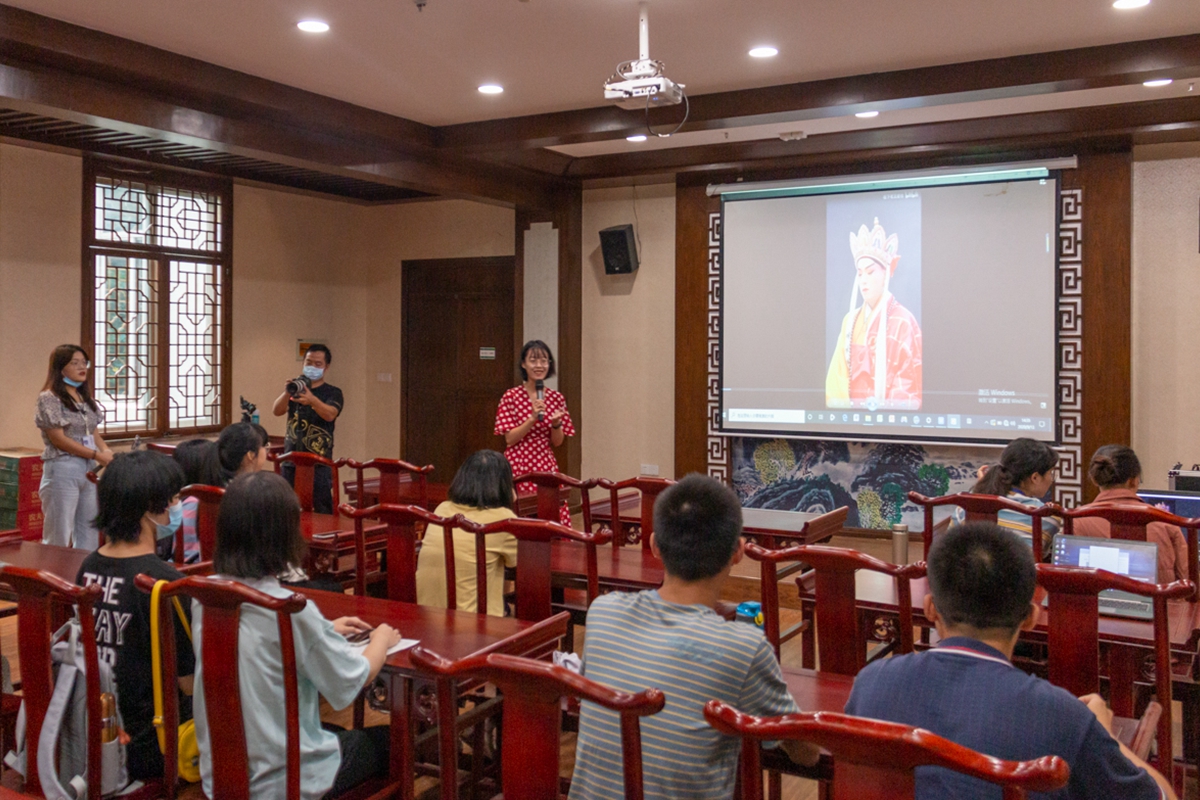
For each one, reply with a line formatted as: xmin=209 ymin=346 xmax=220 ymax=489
xmin=753 ymin=439 xmax=796 ymax=486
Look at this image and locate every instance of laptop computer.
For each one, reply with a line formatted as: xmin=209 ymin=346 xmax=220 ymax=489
xmin=1049 ymin=534 xmax=1159 ymax=620
xmin=1136 ymin=488 xmax=1200 ymax=519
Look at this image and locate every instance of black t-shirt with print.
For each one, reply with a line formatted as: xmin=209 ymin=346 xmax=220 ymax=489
xmin=76 ymin=552 xmax=195 ymax=781
xmin=285 ymin=382 xmax=343 ymax=459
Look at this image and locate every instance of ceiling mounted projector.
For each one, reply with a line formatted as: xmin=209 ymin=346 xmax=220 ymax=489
xmin=604 ymin=2 xmax=684 ymax=110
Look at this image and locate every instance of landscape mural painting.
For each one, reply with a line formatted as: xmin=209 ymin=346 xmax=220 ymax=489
xmin=731 ymin=438 xmax=1003 ymax=530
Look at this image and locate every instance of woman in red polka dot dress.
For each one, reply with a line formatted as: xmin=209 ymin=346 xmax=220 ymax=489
xmin=494 ymin=340 xmax=576 ymax=525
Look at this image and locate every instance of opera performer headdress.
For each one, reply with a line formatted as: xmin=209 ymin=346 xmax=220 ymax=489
xmin=844 ymin=218 xmax=900 ymax=403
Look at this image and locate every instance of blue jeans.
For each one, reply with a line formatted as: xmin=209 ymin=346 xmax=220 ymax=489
xmin=281 ymin=461 xmax=334 ymax=514
xmin=39 ymin=456 xmax=99 ymax=549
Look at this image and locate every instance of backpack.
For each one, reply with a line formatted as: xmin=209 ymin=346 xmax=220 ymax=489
xmin=4 ymin=617 xmax=129 ymax=799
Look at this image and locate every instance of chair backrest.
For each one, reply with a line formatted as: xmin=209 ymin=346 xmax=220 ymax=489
xmin=135 ymin=573 xmax=306 ymax=800
xmin=1036 ymin=563 xmax=1192 ymax=778
xmin=907 ymin=492 xmax=1057 ymax=560
xmin=411 ymin=648 xmax=664 ymax=800
xmin=337 ymin=502 xmax=435 ymax=600
xmin=144 ymin=442 xmax=176 ymax=455
xmin=343 ymin=458 xmax=434 ymax=509
xmin=1059 ymin=502 xmax=1200 ymax=598
xmin=0 ymin=567 xmax=104 ymax=799
xmin=703 ymin=706 xmax=1069 ymax=800
xmin=181 ymin=483 xmax=225 ymax=562
xmin=764 ymin=544 xmax=925 ymax=674
xmin=457 ymin=515 xmax=613 ymax=621
xmin=596 ymin=477 xmax=676 ymax=551
xmin=268 ymin=451 xmax=340 ymax=512
xmin=513 ymin=471 xmax=596 ymax=528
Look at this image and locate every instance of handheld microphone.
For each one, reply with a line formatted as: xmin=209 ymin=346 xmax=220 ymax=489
xmin=535 ymin=379 xmax=545 ymax=421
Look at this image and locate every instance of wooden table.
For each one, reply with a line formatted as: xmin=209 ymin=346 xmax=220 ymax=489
xmin=301 ymin=511 xmax=387 ymax=584
xmin=342 ymin=477 xmax=449 ymax=510
xmin=551 ymin=541 xmax=664 ymax=592
xmin=0 ymin=540 xmax=87 ymax=581
xmin=591 ymin=494 xmax=819 ymax=536
xmin=306 ymin=590 xmax=568 ymax=800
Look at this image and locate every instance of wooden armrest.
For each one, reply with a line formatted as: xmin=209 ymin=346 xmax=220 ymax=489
xmin=178 ymin=560 xmax=214 ymax=576
xmin=780 ymin=620 xmax=809 ymax=644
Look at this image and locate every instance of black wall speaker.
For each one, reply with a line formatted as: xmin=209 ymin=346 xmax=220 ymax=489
xmin=599 ymin=224 xmax=639 ymax=274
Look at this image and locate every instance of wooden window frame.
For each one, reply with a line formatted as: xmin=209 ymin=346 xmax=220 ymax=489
xmin=81 ymin=156 xmax=233 ymax=440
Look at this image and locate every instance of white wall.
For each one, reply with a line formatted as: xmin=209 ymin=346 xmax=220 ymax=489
xmin=0 ymin=143 xmax=83 ymax=451
xmin=1131 ymin=154 xmax=1200 ymax=483
xmin=580 ymin=183 xmax=676 ymax=480
xmin=523 ymin=222 xmax=559 ymax=391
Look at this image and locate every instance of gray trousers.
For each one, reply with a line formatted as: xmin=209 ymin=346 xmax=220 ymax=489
xmin=39 ymin=456 xmax=99 ymax=550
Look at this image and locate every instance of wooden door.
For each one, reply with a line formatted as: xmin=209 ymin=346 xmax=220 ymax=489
xmin=402 ymin=257 xmax=515 ymax=482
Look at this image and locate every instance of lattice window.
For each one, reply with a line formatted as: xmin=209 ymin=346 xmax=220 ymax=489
xmin=84 ymin=160 xmax=231 ymax=437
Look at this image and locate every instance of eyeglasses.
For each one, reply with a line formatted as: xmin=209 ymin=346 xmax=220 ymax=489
xmin=525 ymin=358 xmax=550 ymax=366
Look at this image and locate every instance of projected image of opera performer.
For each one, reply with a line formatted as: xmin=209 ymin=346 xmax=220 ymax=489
xmin=825 ymin=218 xmax=923 ymax=410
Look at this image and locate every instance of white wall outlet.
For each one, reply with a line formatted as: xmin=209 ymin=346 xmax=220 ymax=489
xmin=640 ymin=463 xmax=659 ymax=476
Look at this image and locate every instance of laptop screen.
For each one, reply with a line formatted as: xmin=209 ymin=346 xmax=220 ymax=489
xmin=1051 ymin=534 xmax=1158 ymax=583
xmin=1136 ymin=489 xmax=1200 ymax=519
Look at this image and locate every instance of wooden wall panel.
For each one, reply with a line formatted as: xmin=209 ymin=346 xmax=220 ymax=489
xmin=674 ymin=179 xmax=718 ymax=476
xmin=1063 ymin=151 xmax=1133 ymax=503
xmin=555 ymin=188 xmax=584 ymax=478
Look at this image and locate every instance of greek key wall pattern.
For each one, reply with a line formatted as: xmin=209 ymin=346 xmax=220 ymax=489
xmin=1055 ymin=188 xmax=1084 ymax=508
xmin=705 ymin=212 xmax=728 ymax=481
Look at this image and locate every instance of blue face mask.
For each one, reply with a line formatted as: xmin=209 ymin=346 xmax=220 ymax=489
xmin=155 ymin=502 xmax=183 ymax=541
xmin=62 ymin=376 xmax=84 ymax=388
xmin=302 ymin=365 xmax=324 ymax=381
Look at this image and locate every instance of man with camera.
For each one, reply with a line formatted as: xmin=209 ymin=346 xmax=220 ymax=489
xmin=272 ymin=344 xmax=343 ymax=514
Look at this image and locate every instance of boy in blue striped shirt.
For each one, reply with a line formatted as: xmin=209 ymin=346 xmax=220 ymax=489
xmin=569 ymin=474 xmax=818 ymax=800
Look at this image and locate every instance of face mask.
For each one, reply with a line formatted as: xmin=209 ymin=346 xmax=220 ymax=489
xmin=155 ymin=502 xmax=183 ymax=541
xmin=62 ymin=376 xmax=84 ymax=388
xmin=302 ymin=365 xmax=324 ymax=381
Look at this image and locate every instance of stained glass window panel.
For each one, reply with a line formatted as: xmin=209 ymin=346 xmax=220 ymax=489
xmin=92 ymin=254 xmax=159 ymax=434
xmin=169 ymin=261 xmax=224 ymax=429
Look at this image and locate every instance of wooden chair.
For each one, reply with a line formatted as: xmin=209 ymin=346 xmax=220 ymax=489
xmin=451 ymin=515 xmax=612 ymax=622
xmin=337 ymin=502 xmax=434 ymax=600
xmin=131 ymin=573 xmax=402 ymax=800
xmin=594 ymin=477 xmax=676 ymax=550
xmin=703 ymin=706 xmax=1069 ymax=800
xmin=1036 ymin=563 xmax=1193 ymax=783
xmin=410 ymin=648 xmax=665 ymax=800
xmin=179 ymin=483 xmax=224 ymax=563
xmin=754 ymin=506 xmax=849 ymax=550
xmin=1058 ymin=503 xmax=1200 ymax=599
xmin=269 ymin=451 xmax=341 ymax=512
xmin=343 ymin=457 xmax=434 ymax=510
xmin=512 ymin=472 xmax=597 ymax=527
xmin=0 ymin=567 xmax=163 ymax=800
xmin=337 ymin=503 xmax=611 ymax=619
xmin=773 ymin=544 xmax=925 ymax=673
xmin=144 ymin=442 xmax=176 ymax=455
xmin=907 ymin=492 xmax=1059 ymax=560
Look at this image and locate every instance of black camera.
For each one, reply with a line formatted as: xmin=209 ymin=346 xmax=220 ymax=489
xmin=239 ymin=395 xmax=257 ymax=423
xmin=286 ymin=375 xmax=312 ymax=397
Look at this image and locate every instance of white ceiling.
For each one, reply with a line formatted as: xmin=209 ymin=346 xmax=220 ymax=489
xmin=6 ymin=0 xmax=1200 ymax=127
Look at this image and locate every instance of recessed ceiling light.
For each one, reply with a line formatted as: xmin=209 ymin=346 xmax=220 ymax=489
xmin=297 ymin=20 xmax=330 ymax=33
xmin=626 ymin=134 xmax=648 ymax=142
xmin=749 ymin=46 xmax=779 ymax=59
xmin=855 ymin=111 xmax=880 ymax=119
xmin=478 ymin=84 xmax=504 ymax=95
xmin=1143 ymin=78 xmax=1173 ymax=87
xmin=1113 ymin=0 xmax=1150 ymax=8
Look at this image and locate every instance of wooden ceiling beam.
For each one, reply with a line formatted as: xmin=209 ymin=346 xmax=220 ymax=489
xmin=0 ymin=3 xmax=568 ymax=208
xmin=563 ymin=94 xmax=1200 ymax=180
xmin=436 ymin=33 xmax=1200 ymax=153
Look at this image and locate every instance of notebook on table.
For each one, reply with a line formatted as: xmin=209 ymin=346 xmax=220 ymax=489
xmin=1049 ymin=534 xmax=1159 ymax=620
